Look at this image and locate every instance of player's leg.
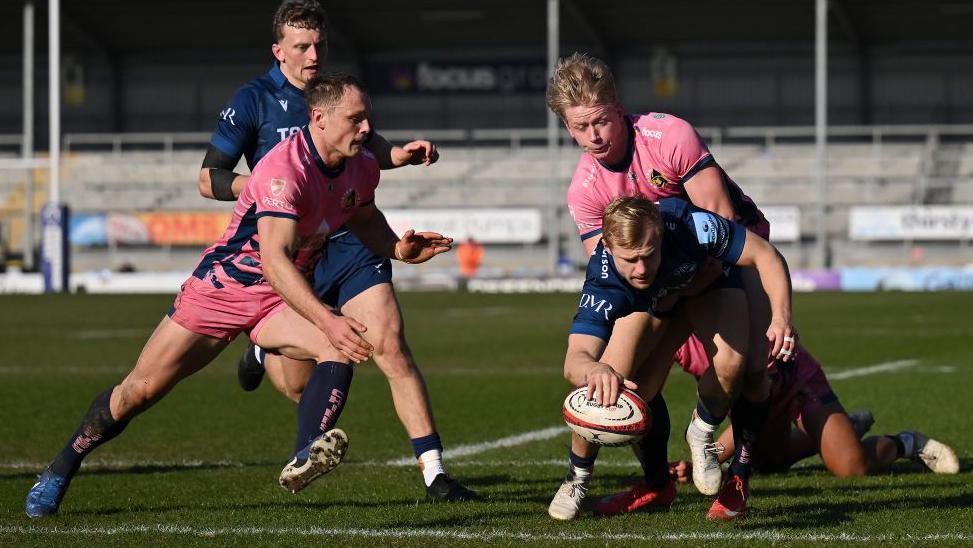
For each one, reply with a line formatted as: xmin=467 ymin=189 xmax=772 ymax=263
xmin=336 ymin=255 xmax=476 ymax=502
xmin=591 ymin=322 xmax=683 ymax=516
xmin=26 ymin=316 xmax=228 ymax=517
xmin=253 ymin=305 xmax=353 ymax=494
xmin=261 ymin=353 xmax=313 ymax=403
xmin=859 ymin=431 xmax=960 ymax=475
xmin=798 ymin=400 xmax=868 ymax=477
xmin=550 ymin=313 xmax=674 ymax=519
xmin=680 ymin=288 xmax=749 ymax=498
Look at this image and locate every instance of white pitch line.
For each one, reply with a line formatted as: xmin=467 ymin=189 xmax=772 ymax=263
xmin=827 ymin=359 xmax=920 ymax=380
xmin=385 ymin=425 xmax=567 ymax=466
xmin=2 ymin=525 xmax=971 ymax=543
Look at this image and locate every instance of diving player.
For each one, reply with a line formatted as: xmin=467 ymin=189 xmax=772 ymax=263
xmin=548 ymin=195 xmax=796 ymax=521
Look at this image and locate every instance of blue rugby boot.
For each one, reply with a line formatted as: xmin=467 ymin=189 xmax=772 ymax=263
xmin=25 ymin=468 xmax=71 ymax=518
xmin=279 ymin=429 xmax=349 ymax=494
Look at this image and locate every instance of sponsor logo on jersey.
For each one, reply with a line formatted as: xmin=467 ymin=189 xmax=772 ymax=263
xmin=653 ymin=113 xmax=666 ymax=119
xmin=649 ymin=169 xmax=668 ymax=188
xmin=639 ymin=128 xmax=663 ymax=140
xmin=276 ymin=126 xmax=301 ymax=141
xmin=341 ymin=188 xmax=358 ymax=210
xmin=262 ymin=196 xmax=295 ymax=212
xmin=220 ymin=107 xmax=236 ymax=126
xmin=270 ymin=178 xmax=287 ymax=196
xmin=579 ymin=293 xmax=614 ymax=321
xmin=600 ymin=247 xmax=610 ymax=279
xmin=278 ymin=99 xmax=288 ymax=111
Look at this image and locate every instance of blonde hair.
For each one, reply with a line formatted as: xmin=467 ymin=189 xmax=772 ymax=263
xmin=546 ymin=52 xmax=618 ymax=120
xmin=602 ymin=196 xmax=663 ymax=250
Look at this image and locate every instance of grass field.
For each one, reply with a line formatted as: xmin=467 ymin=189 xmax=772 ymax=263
xmin=1 ymin=291 xmax=972 ymax=546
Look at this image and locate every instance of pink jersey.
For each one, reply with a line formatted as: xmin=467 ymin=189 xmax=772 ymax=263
xmin=567 ymin=113 xmax=764 ymax=240
xmin=191 ymin=126 xmax=379 ymax=293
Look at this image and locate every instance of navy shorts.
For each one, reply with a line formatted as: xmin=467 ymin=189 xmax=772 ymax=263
xmin=312 ymin=229 xmax=393 ymax=311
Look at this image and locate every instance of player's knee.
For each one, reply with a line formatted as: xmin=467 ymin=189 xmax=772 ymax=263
xmin=372 ymin=336 xmax=418 ymax=379
xmin=712 ymin=350 xmax=746 ymax=391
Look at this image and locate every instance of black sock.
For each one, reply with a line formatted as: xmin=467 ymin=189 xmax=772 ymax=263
xmin=727 ymin=395 xmax=770 ymax=480
xmin=294 ymin=362 xmax=353 ymax=455
xmin=890 ymin=435 xmax=907 ymax=459
xmin=636 ymin=393 xmax=671 ymax=488
xmin=50 ymin=388 xmax=130 ymax=477
xmin=568 ymin=449 xmax=597 ymax=472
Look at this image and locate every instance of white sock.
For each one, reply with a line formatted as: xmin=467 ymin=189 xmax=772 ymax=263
xmin=571 ymin=464 xmax=592 ymax=480
xmin=418 ymin=449 xmax=446 ymax=487
xmin=691 ymin=411 xmax=719 ymax=435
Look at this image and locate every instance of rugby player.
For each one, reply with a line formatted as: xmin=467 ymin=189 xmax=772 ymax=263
xmin=198 ymin=1 xmax=475 ymax=501
xmin=26 ymin=73 xmax=451 ymax=518
xmin=548 ymin=196 xmax=796 ymax=521
xmin=668 ymin=338 xmax=960 ymax=478
xmin=548 ymin=52 xmax=799 ymax=520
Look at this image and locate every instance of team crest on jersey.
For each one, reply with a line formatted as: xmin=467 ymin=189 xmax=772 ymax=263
xmin=270 ymin=178 xmax=288 ymax=196
xmin=649 ymin=170 xmax=668 ymax=188
xmin=341 ymin=188 xmax=358 ymax=210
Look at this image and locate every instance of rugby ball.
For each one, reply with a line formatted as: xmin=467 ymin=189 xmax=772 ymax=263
xmin=562 ymin=387 xmax=651 ymax=447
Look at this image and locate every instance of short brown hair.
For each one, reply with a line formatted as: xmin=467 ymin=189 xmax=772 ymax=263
xmin=305 ymin=72 xmax=366 ymax=112
xmin=273 ymin=0 xmax=327 ymax=42
xmin=602 ymin=196 xmax=663 ymax=250
xmin=546 ymin=52 xmax=618 ymax=120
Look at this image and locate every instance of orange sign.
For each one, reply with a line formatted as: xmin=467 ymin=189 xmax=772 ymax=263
xmin=133 ymin=212 xmax=233 ymax=245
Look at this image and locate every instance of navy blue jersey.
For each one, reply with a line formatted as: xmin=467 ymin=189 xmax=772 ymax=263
xmin=570 ymin=198 xmax=747 ymax=340
xmin=210 ymin=64 xmax=309 ymax=170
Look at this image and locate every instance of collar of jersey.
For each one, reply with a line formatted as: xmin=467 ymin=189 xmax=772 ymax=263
xmin=301 ymin=126 xmax=346 ymax=178
xmin=597 ymin=118 xmax=636 ymax=174
xmin=269 ymin=63 xmax=306 ymax=96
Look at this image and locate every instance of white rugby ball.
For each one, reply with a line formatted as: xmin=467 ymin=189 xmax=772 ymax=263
xmin=562 ymin=387 xmax=650 ymax=447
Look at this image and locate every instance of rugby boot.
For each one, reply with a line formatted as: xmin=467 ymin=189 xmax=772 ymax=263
xmin=25 ymin=468 xmax=71 ymax=518
xmin=592 ymin=479 xmax=676 ymax=516
xmin=908 ymin=431 xmax=960 ymax=474
xmin=848 ymin=409 xmax=875 ymax=439
xmin=426 ymin=474 xmax=480 ymax=502
xmin=237 ymin=343 xmax=266 ymax=391
xmin=706 ymin=473 xmax=749 ymax=521
xmin=279 ymin=429 xmax=349 ymax=493
xmin=685 ymin=412 xmax=724 ymax=495
xmin=548 ymin=469 xmax=591 ymax=520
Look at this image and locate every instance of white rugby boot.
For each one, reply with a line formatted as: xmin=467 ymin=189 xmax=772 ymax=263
xmin=279 ymin=429 xmax=349 ymax=493
xmin=685 ymin=412 xmax=724 ymax=496
xmin=548 ymin=469 xmax=591 ymax=520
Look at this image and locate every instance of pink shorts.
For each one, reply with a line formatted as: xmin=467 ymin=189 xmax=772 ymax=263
xmin=674 ymin=337 xmax=836 ymax=423
xmin=168 ymin=276 xmax=289 ymax=341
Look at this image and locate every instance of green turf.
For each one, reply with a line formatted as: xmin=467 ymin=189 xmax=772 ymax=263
xmin=2 ymin=291 xmax=972 ymax=546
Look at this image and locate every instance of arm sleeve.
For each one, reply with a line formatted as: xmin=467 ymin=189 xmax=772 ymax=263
xmin=356 ymin=151 xmax=381 ymax=207
xmin=659 ymin=117 xmax=715 ymax=184
xmin=567 ymin=184 xmax=606 ymax=241
xmin=251 ymin=166 xmax=303 ymax=221
xmin=209 ymin=87 xmax=258 ymax=161
xmin=569 ymin=285 xmax=629 ymax=342
xmin=687 ymin=207 xmax=747 ymax=264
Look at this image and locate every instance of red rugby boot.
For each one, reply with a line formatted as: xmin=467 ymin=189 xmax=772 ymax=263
xmin=592 ymin=479 xmax=676 ymax=516
xmin=706 ymin=473 xmax=748 ymax=520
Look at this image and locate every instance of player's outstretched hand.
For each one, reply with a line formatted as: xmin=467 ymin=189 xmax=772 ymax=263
xmin=395 ymin=140 xmax=439 ymax=166
xmin=669 ymin=460 xmax=691 ymax=485
xmin=322 ymin=315 xmax=373 ymax=364
xmin=394 ymin=229 xmax=453 ymax=264
xmin=585 ymin=363 xmax=637 ymax=407
xmin=767 ymin=317 xmax=798 ymax=362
